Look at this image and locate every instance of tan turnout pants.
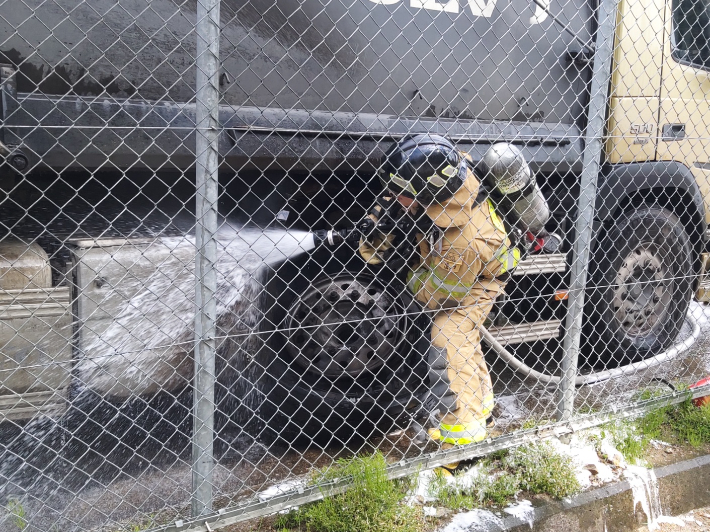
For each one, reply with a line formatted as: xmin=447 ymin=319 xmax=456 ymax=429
xmin=423 ymin=284 xmax=503 ymax=426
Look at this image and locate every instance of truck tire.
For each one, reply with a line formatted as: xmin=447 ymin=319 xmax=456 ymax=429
xmin=259 ymin=257 xmax=430 ymax=444
xmin=588 ymin=206 xmax=693 ymax=362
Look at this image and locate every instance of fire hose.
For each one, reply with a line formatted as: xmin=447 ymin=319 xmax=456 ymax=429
xmin=480 ymin=314 xmax=701 ymax=386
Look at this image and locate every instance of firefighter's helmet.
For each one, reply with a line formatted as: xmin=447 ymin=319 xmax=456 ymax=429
xmin=380 ymin=134 xmax=467 ymax=206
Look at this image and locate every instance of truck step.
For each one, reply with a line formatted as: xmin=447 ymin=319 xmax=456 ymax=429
xmin=512 ymin=253 xmax=567 ymax=276
xmin=0 ymin=286 xmax=72 ymax=421
xmin=0 ymin=390 xmax=68 ymax=421
xmin=487 ymin=319 xmax=563 ymax=345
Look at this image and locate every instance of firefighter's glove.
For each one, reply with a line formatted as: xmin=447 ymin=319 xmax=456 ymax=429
xmin=358 ymin=233 xmax=394 ymax=265
xmin=357 ymin=200 xmax=396 ymax=265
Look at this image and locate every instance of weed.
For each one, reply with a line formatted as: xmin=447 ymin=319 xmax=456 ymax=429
xmin=105 ymin=513 xmax=158 ymax=532
xmin=520 ymin=418 xmax=553 ymax=430
xmin=637 ymin=406 xmax=666 ymax=440
xmin=607 ymin=422 xmax=647 ymax=465
xmin=426 ymin=465 xmax=484 ymax=510
xmin=481 ymin=472 xmax=520 ymax=505
xmin=277 ymin=452 xmax=422 ymax=532
xmin=6 ymin=499 xmax=27 ymax=531
xmin=431 ymin=482 xmax=479 ymax=511
xmin=131 ymin=520 xmax=152 ymax=532
xmin=488 ymin=449 xmax=509 ymax=461
xmin=634 ymin=382 xmax=677 ymax=402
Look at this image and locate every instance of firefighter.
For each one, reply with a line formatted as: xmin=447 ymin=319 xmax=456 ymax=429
xmin=360 ymin=134 xmax=520 ymax=447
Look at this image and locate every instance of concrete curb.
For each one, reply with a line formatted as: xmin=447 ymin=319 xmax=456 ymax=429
xmin=488 ymin=454 xmax=710 ymax=531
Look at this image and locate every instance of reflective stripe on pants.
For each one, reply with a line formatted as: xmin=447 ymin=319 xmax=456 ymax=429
xmin=439 ymin=418 xmax=488 ymax=445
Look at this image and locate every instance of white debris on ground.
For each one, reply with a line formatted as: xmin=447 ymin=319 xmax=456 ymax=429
xmin=253 ymin=425 xmax=694 ymax=531
xmin=406 ymin=468 xmax=440 ymax=504
xmin=546 ymin=431 xmax=621 ymax=489
xmin=655 ymin=516 xmax=688 ymax=526
xmin=599 ymin=436 xmax=629 ymax=468
xmin=406 ymin=461 xmax=486 ymax=506
xmin=625 ymin=465 xmax=662 ymax=530
xmin=503 ymin=499 xmax=535 ymax=528
xmin=256 ymin=478 xmax=308 ymax=502
xmin=493 ymin=395 xmax=530 ymax=427
xmin=438 ymin=508 xmax=505 ymax=532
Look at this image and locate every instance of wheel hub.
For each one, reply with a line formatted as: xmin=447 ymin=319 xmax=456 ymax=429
xmin=612 ymin=246 xmax=671 ymax=336
xmin=284 ymin=275 xmax=405 ymax=379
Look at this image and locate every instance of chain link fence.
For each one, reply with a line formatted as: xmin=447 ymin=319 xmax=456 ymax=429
xmin=1 ymin=0 xmax=710 ymax=530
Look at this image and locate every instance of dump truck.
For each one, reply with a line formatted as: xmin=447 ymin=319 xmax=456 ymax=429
xmin=0 ymin=0 xmax=708 ymax=439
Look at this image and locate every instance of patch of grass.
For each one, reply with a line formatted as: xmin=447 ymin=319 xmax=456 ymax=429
xmin=428 ymin=441 xmax=580 ymax=512
xmin=638 ymin=400 xmax=710 ymax=447
xmin=429 ymin=465 xmax=520 ymax=509
xmin=429 ymin=472 xmax=479 ymax=511
xmin=130 ymin=518 xmax=154 ymax=532
xmin=636 ymin=406 xmax=666 ymax=440
xmin=108 ymin=514 xmax=158 ymax=532
xmin=503 ymin=442 xmax=581 ymax=499
xmin=520 ymin=418 xmax=553 ymax=430
xmin=6 ymin=499 xmax=27 ymax=531
xmin=575 ymin=405 xmax=600 ymax=415
xmin=488 ymin=449 xmax=509 ymax=461
xmin=480 ymin=471 xmax=520 ymax=505
xmin=275 ymin=452 xmax=422 ymax=532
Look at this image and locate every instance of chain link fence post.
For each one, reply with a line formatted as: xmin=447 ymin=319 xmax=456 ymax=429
xmin=556 ymin=0 xmax=618 ymax=421
xmin=192 ymin=0 xmax=222 ymax=517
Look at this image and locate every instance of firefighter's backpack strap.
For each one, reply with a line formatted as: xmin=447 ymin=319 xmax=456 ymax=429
xmin=487 ymin=199 xmax=520 ymax=276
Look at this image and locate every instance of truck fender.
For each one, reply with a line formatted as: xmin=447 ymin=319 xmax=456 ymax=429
xmin=595 ymin=161 xmax=707 ymax=242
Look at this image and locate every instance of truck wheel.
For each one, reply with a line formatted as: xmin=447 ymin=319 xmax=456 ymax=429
xmin=588 ymin=206 xmax=693 ymax=362
xmin=259 ymin=261 xmax=430 ymax=444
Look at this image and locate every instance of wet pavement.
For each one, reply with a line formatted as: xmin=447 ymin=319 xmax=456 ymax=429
xmin=636 ymin=506 xmax=710 ymax=532
xmin=635 ymin=508 xmax=710 ymax=532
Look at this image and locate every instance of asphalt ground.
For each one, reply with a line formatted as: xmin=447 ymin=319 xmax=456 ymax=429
xmin=1 ymin=304 xmax=709 ymax=532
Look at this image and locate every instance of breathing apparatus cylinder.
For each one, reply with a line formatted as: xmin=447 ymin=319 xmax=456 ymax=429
xmin=480 ymin=143 xmax=550 ymax=236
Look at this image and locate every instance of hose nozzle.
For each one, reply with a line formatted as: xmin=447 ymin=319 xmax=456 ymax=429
xmin=312 ymin=228 xmax=355 ymax=247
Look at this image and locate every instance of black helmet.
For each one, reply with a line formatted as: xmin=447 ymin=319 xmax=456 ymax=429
xmin=379 ymin=134 xmax=467 ymax=206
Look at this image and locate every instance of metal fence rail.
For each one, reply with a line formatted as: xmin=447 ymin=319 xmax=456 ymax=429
xmin=0 ymin=0 xmax=709 ymax=530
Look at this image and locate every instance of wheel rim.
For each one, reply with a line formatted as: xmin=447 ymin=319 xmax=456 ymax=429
xmin=612 ymin=245 xmax=672 ymax=337
xmin=284 ymin=275 xmax=405 ymax=379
